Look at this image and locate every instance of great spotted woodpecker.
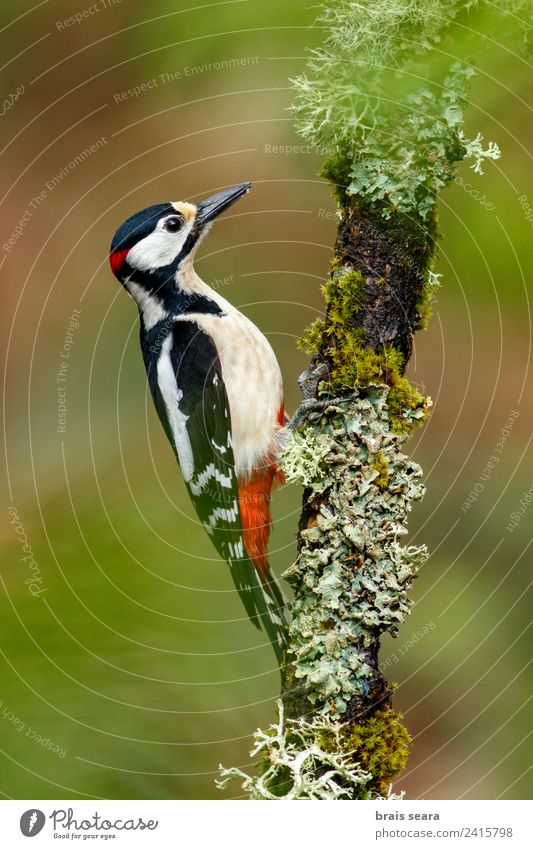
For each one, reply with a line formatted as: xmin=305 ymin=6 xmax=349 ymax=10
xmin=109 ymin=183 xmax=288 ymax=661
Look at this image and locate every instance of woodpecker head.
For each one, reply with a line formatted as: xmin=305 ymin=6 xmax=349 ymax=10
xmin=109 ymin=182 xmax=251 ymax=290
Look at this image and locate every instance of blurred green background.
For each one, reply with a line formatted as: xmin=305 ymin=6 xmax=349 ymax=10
xmin=1 ymin=0 xmax=531 ymax=800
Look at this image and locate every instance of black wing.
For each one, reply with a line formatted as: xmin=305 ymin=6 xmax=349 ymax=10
xmin=148 ymin=318 xmax=287 ymax=660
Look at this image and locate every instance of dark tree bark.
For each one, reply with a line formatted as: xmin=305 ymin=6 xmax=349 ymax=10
xmin=333 ymin=206 xmax=436 ymax=360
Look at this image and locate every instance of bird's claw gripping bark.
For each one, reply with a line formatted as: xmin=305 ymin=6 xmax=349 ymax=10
xmin=298 ymin=362 xmax=330 ymax=400
xmin=290 ymin=362 xmax=347 ymax=431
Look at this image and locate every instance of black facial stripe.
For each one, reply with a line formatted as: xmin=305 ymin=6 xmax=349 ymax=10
xmin=175 ymin=226 xmax=202 ymax=265
xmin=135 ymin=282 xmax=224 ymax=345
xmin=127 ymin=264 xmax=176 ymax=295
xmin=121 ymin=220 xmax=205 ymax=309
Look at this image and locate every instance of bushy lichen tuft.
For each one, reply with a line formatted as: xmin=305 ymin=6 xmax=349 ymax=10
xmin=281 ymin=429 xmax=334 ymax=489
xmin=291 ymin=0 xmax=527 ymax=221
xmin=218 ymin=701 xmax=408 ymax=800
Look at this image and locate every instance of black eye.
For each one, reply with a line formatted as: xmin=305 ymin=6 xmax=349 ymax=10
xmin=163 ymin=216 xmax=182 ymax=233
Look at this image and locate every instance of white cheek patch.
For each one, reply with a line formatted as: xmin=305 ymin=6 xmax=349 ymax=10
xmin=127 ymin=224 xmax=191 ymax=272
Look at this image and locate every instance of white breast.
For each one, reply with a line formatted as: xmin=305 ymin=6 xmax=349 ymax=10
xmin=178 ymin=309 xmax=283 ymax=480
xmin=174 ymin=261 xmax=284 ymax=480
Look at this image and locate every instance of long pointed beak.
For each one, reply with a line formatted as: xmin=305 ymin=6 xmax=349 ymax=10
xmin=195 ymin=182 xmax=251 ymax=228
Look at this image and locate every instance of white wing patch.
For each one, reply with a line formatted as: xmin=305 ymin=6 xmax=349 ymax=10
xmin=228 ymin=539 xmax=245 ymax=560
xmin=173 ymin=310 xmax=284 ymax=479
xmin=189 ymin=462 xmax=233 ymax=496
xmin=157 ymin=335 xmax=194 ymax=480
xmin=206 ymin=502 xmax=240 ymax=527
xmin=211 ymin=438 xmax=227 ymax=454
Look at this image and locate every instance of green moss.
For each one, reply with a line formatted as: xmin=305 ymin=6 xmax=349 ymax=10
xmin=298 ymin=317 xmax=327 ymax=354
xmin=415 ymin=281 xmax=433 ymax=330
xmin=321 ymin=154 xmax=352 ymax=207
xmin=371 ymin=451 xmax=390 ymax=489
xmin=298 ymin=270 xmax=428 ymax=433
xmin=298 ymin=270 xmax=366 ymax=354
xmin=388 ymin=375 xmax=427 ymax=431
xmin=325 ymin=270 xmax=366 ymax=320
xmin=321 ymin=708 xmax=411 ymax=796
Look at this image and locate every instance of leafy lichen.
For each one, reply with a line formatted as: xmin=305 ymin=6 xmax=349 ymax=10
xmin=280 ymin=388 xmax=428 ymax=714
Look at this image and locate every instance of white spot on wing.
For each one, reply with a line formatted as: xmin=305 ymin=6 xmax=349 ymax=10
xmin=261 ymin=587 xmax=284 ymax=623
xmin=190 ymin=462 xmax=233 ymax=496
xmin=207 ymin=502 xmax=240 ymax=527
xmin=228 ymin=538 xmax=245 ymax=559
xmin=157 ymin=335 xmax=194 ymax=480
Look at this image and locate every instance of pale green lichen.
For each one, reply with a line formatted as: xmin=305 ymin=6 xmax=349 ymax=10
xmin=281 ymin=429 xmax=334 ymax=489
xmin=218 ymin=700 xmax=411 ymax=800
xmin=281 ymin=385 xmax=428 ymax=714
xmin=291 ymin=0 xmax=527 ymax=221
xmin=460 ymin=131 xmax=501 ymax=175
xmin=218 ymin=700 xmax=373 ymax=800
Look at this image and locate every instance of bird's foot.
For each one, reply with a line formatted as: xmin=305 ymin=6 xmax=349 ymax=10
xmin=297 ymin=361 xmax=330 ymax=401
xmin=289 ymin=397 xmax=350 ymax=431
xmin=290 ymin=364 xmax=349 ymax=431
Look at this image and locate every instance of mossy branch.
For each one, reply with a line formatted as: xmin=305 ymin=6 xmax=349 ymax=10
xmin=219 ymin=0 xmax=528 ymax=800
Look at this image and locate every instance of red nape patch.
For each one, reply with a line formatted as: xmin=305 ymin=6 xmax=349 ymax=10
xmin=109 ymin=249 xmax=129 ymax=275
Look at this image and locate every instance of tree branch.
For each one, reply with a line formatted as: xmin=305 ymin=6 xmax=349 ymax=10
xmin=218 ymin=0 xmax=528 ymax=800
